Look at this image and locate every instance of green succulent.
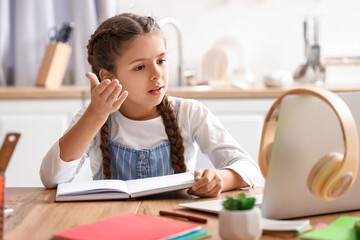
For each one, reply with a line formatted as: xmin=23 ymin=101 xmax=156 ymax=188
xmin=355 ymin=219 xmax=360 ymax=233
xmin=222 ymin=194 xmax=256 ymax=210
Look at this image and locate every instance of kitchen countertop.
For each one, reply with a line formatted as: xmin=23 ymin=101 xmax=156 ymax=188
xmin=1 ymin=83 xmax=360 ymax=99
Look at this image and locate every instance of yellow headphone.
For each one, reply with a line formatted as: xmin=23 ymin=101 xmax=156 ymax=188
xmin=259 ymin=87 xmax=359 ymax=201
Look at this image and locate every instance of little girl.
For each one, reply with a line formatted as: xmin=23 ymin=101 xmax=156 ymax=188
xmin=40 ymin=13 xmax=261 ymax=197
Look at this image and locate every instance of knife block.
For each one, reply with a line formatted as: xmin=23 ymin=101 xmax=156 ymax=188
xmin=35 ymin=42 xmax=72 ymax=88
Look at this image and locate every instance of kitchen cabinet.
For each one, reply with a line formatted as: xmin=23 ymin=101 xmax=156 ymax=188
xmin=0 ymin=99 xmax=86 ymax=187
xmin=1 ymin=85 xmax=358 ymax=187
xmin=0 ymin=97 xmax=274 ymax=187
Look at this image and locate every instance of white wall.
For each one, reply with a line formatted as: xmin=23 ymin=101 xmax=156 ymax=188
xmin=117 ymin=0 xmax=360 ymax=83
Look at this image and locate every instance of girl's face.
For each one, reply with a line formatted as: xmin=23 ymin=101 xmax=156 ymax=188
xmin=114 ymin=32 xmax=168 ymax=120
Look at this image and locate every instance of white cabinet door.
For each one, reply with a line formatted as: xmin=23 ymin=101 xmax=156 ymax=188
xmin=216 ymin=114 xmax=265 ymax=162
xmin=0 ymin=97 xmax=274 ymax=187
xmin=199 ymin=99 xmax=274 ymax=161
xmin=0 ymin=99 xmax=84 ymax=187
xmin=198 ymin=99 xmax=275 ymax=186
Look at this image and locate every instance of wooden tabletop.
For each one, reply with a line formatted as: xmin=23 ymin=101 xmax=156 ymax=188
xmin=1 ymin=83 xmax=360 ymax=99
xmin=4 ymin=187 xmax=360 ymax=240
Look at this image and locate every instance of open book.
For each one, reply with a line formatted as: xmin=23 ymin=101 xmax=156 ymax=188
xmin=56 ymin=172 xmax=194 ymax=202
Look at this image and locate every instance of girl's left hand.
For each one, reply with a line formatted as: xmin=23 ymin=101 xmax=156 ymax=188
xmin=187 ymin=169 xmax=223 ymax=197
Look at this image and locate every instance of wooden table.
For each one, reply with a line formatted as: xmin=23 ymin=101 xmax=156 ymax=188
xmin=4 ymin=187 xmax=360 ymax=239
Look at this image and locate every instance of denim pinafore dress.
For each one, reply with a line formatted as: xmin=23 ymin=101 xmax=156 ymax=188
xmin=93 ymin=100 xmax=181 ymax=180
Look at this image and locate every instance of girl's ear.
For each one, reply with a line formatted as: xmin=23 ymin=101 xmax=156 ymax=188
xmin=99 ymin=68 xmax=114 ymax=81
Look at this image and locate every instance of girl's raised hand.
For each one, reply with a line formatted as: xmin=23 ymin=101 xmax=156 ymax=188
xmin=187 ymin=169 xmax=224 ymax=197
xmin=86 ymin=72 xmax=128 ymax=118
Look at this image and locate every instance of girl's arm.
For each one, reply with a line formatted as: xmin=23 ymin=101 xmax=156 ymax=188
xmin=59 ymin=72 xmax=127 ymax=162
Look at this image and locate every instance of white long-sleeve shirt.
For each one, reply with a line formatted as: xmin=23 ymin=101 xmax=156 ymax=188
xmin=40 ymin=97 xmax=261 ymax=189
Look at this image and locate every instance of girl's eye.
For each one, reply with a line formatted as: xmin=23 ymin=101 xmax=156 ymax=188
xmin=134 ymin=65 xmax=144 ymax=71
xmin=158 ymin=59 xmax=167 ymax=64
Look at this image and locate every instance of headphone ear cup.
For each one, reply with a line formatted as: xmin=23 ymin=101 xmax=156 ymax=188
xmin=307 ymin=152 xmax=343 ymax=199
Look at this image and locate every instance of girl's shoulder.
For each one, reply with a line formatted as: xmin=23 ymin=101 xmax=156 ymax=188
xmin=167 ymin=96 xmax=204 ymax=109
xmin=167 ymin=96 xmax=210 ymax=117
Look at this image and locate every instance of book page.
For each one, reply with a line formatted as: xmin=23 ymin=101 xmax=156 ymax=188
xmin=262 ymin=218 xmax=310 ymax=232
xmin=126 ymin=172 xmax=194 ymax=198
xmin=57 ymin=179 xmax=129 ymax=196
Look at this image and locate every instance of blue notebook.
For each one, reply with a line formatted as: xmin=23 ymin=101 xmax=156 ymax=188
xmin=170 ymin=229 xmax=211 ymax=240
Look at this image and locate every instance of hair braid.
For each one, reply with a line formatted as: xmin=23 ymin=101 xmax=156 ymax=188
xmin=100 ymin=121 xmax=111 ymax=179
xmin=157 ymin=96 xmax=186 ymax=173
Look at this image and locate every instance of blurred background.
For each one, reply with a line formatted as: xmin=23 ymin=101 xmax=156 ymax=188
xmin=1 ymin=0 xmax=360 ymax=187
xmin=1 ymin=0 xmax=360 ymax=87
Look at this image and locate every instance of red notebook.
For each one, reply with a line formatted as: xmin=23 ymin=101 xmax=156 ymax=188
xmin=53 ymin=213 xmax=201 ymax=240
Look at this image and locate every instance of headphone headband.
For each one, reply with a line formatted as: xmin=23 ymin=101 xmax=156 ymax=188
xmin=259 ymin=87 xmax=358 ymax=183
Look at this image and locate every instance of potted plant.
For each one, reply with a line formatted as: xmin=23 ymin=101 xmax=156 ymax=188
xmin=219 ymin=194 xmax=262 ymax=240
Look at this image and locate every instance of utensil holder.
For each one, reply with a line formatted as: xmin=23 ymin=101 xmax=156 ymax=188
xmin=35 ymin=42 xmax=72 ymax=88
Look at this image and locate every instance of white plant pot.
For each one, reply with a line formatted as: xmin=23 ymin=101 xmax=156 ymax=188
xmin=219 ymin=207 xmax=262 ymax=240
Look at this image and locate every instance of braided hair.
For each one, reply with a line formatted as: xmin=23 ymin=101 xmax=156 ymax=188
xmin=86 ymin=13 xmax=186 ymax=179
